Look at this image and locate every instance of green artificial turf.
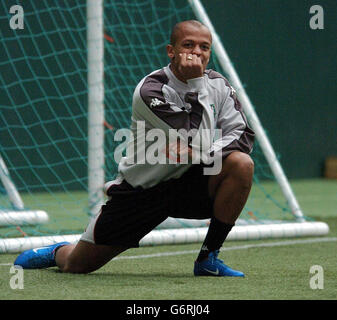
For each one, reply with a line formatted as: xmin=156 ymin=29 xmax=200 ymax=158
xmin=0 ymin=179 xmax=336 ymax=300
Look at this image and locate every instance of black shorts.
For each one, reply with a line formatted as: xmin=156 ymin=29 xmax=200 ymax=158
xmin=81 ymin=165 xmax=213 ymax=248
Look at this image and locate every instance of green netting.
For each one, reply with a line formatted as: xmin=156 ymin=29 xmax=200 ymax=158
xmin=0 ymin=0 xmax=297 ymax=241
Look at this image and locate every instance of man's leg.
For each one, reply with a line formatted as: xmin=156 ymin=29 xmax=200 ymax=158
xmin=13 ymin=239 xmax=128 ymax=273
xmin=14 ymin=211 xmax=129 ymax=273
xmin=194 ymin=151 xmax=254 ymax=276
xmin=208 ymin=151 xmax=254 ymax=224
xmin=55 ymin=240 xmax=128 ymax=274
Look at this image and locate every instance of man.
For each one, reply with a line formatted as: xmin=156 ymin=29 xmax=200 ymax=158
xmin=14 ymin=20 xmax=255 ymax=277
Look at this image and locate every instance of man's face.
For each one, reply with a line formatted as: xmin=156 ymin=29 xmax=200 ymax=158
xmin=167 ymin=23 xmax=212 ymax=74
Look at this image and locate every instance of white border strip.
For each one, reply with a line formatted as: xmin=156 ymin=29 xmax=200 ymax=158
xmin=114 ymin=237 xmax=337 ymax=260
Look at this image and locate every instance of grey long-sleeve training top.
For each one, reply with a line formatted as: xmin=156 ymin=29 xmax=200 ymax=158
xmin=116 ymin=64 xmax=255 ymax=189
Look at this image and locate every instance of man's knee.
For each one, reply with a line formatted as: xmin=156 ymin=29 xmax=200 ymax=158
xmin=216 ymin=151 xmax=254 ymax=182
xmin=61 ymin=262 xmax=91 ymax=274
xmin=59 ymin=242 xmax=127 ymax=274
xmin=208 ymin=152 xmax=254 ymax=197
xmin=226 ymin=152 xmax=254 ymax=179
xmin=61 ymin=254 xmax=109 ymax=274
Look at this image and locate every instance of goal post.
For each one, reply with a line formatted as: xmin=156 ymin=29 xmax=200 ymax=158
xmin=0 ymin=0 xmax=328 ymax=254
xmin=87 ymin=0 xmax=105 ymax=218
xmin=188 ymin=0 xmax=305 ymax=221
xmin=0 ymin=153 xmax=24 ymax=211
xmin=0 ymin=154 xmax=49 ymax=227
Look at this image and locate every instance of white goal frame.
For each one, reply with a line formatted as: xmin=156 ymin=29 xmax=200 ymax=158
xmin=0 ymin=0 xmax=329 ymax=253
xmin=0 ymin=154 xmax=49 ymax=228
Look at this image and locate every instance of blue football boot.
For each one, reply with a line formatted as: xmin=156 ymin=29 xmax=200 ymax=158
xmin=14 ymin=242 xmax=70 ymax=269
xmin=194 ymin=250 xmax=244 ymax=277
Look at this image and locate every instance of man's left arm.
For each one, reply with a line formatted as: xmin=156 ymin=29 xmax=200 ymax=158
xmin=211 ymin=80 xmax=255 ymax=159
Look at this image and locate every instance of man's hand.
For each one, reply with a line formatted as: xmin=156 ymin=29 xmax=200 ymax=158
xmin=177 ymin=53 xmax=204 ymax=81
xmin=164 ymin=139 xmax=193 ymax=164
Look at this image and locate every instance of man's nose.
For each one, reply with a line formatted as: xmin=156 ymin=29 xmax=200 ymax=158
xmin=192 ymin=45 xmax=202 ymax=55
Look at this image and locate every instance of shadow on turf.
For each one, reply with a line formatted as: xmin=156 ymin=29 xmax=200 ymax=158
xmin=51 ymin=270 xmax=195 ymax=278
xmin=50 ymin=269 xmax=243 ymax=279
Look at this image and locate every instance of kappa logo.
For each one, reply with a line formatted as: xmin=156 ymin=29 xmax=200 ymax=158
xmin=150 ymin=98 xmax=164 ymax=108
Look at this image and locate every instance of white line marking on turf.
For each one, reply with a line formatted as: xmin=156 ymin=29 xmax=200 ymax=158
xmin=0 ymin=237 xmax=336 ymax=265
xmin=114 ymin=237 xmax=337 ymax=260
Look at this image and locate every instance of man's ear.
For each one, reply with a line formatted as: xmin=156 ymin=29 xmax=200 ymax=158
xmin=166 ymin=44 xmax=174 ymax=59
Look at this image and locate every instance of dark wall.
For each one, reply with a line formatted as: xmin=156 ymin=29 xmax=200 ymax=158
xmin=203 ymin=0 xmax=337 ymax=178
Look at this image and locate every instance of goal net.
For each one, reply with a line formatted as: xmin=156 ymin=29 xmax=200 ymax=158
xmin=0 ymin=0 xmax=328 ymax=253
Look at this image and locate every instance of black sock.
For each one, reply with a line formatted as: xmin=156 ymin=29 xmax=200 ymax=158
xmin=196 ymin=217 xmax=234 ymax=262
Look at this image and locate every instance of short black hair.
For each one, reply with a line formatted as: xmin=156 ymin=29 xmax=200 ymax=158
xmin=169 ymin=20 xmax=210 ymax=46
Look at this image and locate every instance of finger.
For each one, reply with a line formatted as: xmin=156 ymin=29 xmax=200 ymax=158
xmin=179 ymin=53 xmax=187 ymax=62
xmin=186 ymin=54 xmax=194 ymax=62
xmin=190 ymin=54 xmax=196 ymax=64
xmin=192 ymin=55 xmax=203 ymax=75
xmin=192 ymin=54 xmax=202 ymax=65
xmin=178 ymin=53 xmax=188 ymax=70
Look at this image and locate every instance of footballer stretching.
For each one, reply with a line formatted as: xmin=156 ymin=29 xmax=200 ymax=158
xmin=14 ymin=20 xmax=255 ymax=277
